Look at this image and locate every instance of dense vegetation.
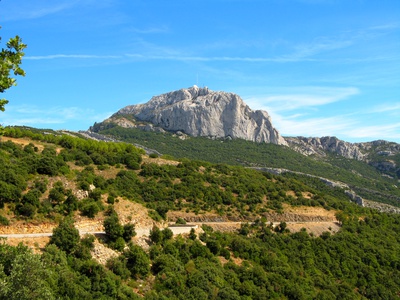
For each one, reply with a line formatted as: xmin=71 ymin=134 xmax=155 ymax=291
xmin=1 ymin=127 xmax=400 ymax=299
xmin=1 ymin=206 xmax=399 ymax=299
xmin=94 ymin=124 xmax=400 ymax=207
xmin=0 ymin=126 xmax=363 ymax=221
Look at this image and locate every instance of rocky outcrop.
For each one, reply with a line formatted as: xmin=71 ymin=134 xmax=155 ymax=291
xmin=286 ymin=136 xmax=400 ymax=180
xmin=113 ymin=85 xmax=287 ymax=145
xmin=285 ymin=136 xmax=365 ymax=160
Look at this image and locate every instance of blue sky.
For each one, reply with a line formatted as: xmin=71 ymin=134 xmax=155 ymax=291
xmin=1 ymin=0 xmax=399 ymax=143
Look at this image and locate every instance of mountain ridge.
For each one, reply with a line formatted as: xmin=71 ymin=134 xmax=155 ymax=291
xmin=104 ymin=85 xmax=288 ymax=146
xmin=92 ymin=86 xmax=399 ymax=178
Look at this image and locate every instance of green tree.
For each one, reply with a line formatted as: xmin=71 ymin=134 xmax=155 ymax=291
xmin=123 ymin=223 xmax=136 ymax=242
xmin=150 ymin=225 xmax=163 ymax=244
xmin=189 ymin=228 xmax=197 ymax=240
xmin=0 ymin=30 xmax=26 ymax=112
xmin=0 ymin=252 xmax=55 ymax=300
xmin=104 ymin=213 xmax=124 ymax=242
xmin=49 ymin=217 xmax=80 ymax=254
xmin=162 ymin=227 xmax=173 ymax=242
xmin=124 ymin=243 xmax=150 ymax=279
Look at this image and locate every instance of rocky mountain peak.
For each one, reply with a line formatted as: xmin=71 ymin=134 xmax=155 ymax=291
xmin=114 ymin=86 xmax=287 ymax=145
xmin=285 ymin=136 xmax=366 ymax=160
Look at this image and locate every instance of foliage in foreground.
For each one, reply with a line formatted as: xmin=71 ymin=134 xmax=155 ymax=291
xmin=1 ymin=209 xmax=400 ymax=299
xmin=0 ymin=30 xmax=26 ymax=112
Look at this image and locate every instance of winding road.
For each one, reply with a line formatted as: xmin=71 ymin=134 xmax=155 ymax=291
xmin=0 ymin=221 xmax=339 ymax=239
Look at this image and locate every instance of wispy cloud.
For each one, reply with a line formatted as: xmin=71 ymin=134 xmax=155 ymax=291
xmin=0 ymin=1 xmax=79 ymax=21
xmin=345 ymin=123 xmax=400 ymax=140
xmin=245 ymin=86 xmax=359 ymax=112
xmin=269 ymin=110 xmax=400 ymax=142
xmin=243 ymin=87 xmax=400 ymax=142
xmin=128 ymin=26 xmax=169 ymax=34
xmin=25 ymin=54 xmax=123 ymax=60
xmin=368 ymin=102 xmax=400 ymax=114
xmin=25 ymin=52 xmax=320 ymax=63
xmin=289 ymin=38 xmax=353 ymax=60
xmin=249 ymin=102 xmax=400 ymax=142
xmin=3 ymin=105 xmax=111 ymax=129
xmin=272 ymin=113 xmax=357 ymax=138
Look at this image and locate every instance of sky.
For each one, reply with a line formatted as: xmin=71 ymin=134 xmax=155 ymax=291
xmin=0 ymin=0 xmax=399 ymax=143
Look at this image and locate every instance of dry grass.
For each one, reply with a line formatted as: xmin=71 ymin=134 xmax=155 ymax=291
xmin=1 ymin=136 xmax=63 ymax=153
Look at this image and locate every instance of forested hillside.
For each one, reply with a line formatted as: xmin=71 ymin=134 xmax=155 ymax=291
xmin=92 ymin=125 xmax=400 ymax=207
xmin=0 ymin=127 xmax=399 ymax=299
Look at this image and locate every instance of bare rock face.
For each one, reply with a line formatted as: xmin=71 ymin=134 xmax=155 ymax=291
xmin=285 ymin=136 xmax=365 ymax=160
xmin=115 ymin=86 xmax=287 ymax=145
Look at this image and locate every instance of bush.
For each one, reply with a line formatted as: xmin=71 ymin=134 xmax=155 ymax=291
xmin=22 ymin=189 xmax=41 ymax=207
xmin=16 ymin=203 xmax=36 ymax=218
xmin=79 ymin=199 xmax=101 ymax=218
xmin=150 ymin=226 xmax=163 ymax=244
xmin=37 ymin=156 xmax=58 ymax=175
xmin=107 ymin=195 xmax=115 ymax=204
xmin=34 ymin=178 xmax=48 ymax=193
xmin=104 ymin=213 xmax=124 ymax=242
xmin=0 ymin=214 xmax=10 ymax=225
xmin=176 ymin=217 xmax=187 ymax=225
xmin=106 ymin=256 xmax=131 ymax=279
xmin=50 ymin=217 xmax=80 ymax=254
xmin=111 ymin=237 xmax=126 ymax=251
xmin=123 ymin=223 xmax=136 ymax=242
xmin=124 ymin=243 xmax=150 ymax=279
xmin=162 ymin=228 xmax=173 ymax=242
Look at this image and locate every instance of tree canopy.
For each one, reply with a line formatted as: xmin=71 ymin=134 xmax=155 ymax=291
xmin=0 ymin=27 xmax=26 ymax=111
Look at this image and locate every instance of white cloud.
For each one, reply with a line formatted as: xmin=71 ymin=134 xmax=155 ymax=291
xmin=3 ymin=105 xmax=111 ymax=129
xmin=128 ymin=26 xmax=169 ymax=34
xmin=270 ymin=112 xmax=357 ymax=138
xmin=25 ymin=52 xmax=320 ymax=63
xmin=345 ymin=123 xmax=400 ymax=141
xmin=25 ymin=54 xmax=122 ymax=60
xmin=0 ymin=1 xmax=79 ymax=21
xmin=245 ymin=86 xmax=359 ymax=112
xmin=368 ymin=102 xmax=400 ymax=114
xmin=269 ymin=110 xmax=400 ymax=142
xmin=289 ymin=38 xmax=353 ymax=60
xmin=238 ymin=86 xmax=400 ymax=142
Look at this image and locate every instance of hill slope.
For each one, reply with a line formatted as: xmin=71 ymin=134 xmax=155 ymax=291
xmin=1 ymin=127 xmax=400 ymax=299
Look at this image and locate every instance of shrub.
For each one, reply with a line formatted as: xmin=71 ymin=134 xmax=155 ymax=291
xmin=176 ymin=217 xmax=187 ymax=225
xmin=124 ymin=243 xmax=150 ymax=279
xmin=149 ymin=226 xmax=163 ymax=244
xmin=123 ymin=223 xmax=136 ymax=242
xmin=104 ymin=213 xmax=124 ymax=242
xmin=79 ymin=199 xmax=101 ymax=218
xmin=106 ymin=256 xmax=131 ymax=279
xmin=16 ymin=203 xmax=36 ymax=218
xmin=50 ymin=217 xmax=80 ymax=254
xmin=107 ymin=195 xmax=115 ymax=204
xmin=37 ymin=156 xmax=58 ymax=175
xmin=0 ymin=214 xmax=10 ymax=225
xmin=162 ymin=228 xmax=173 ymax=242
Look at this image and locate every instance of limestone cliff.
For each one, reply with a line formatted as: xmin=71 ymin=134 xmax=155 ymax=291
xmin=285 ymin=136 xmax=365 ymax=160
xmin=113 ymin=86 xmax=287 ymax=145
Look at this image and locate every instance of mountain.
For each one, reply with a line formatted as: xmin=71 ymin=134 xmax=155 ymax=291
xmin=286 ymin=136 xmax=400 ymax=178
xmin=92 ymin=86 xmax=399 ymax=179
xmin=95 ymin=85 xmax=287 ymax=146
xmin=285 ymin=136 xmax=366 ymax=160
